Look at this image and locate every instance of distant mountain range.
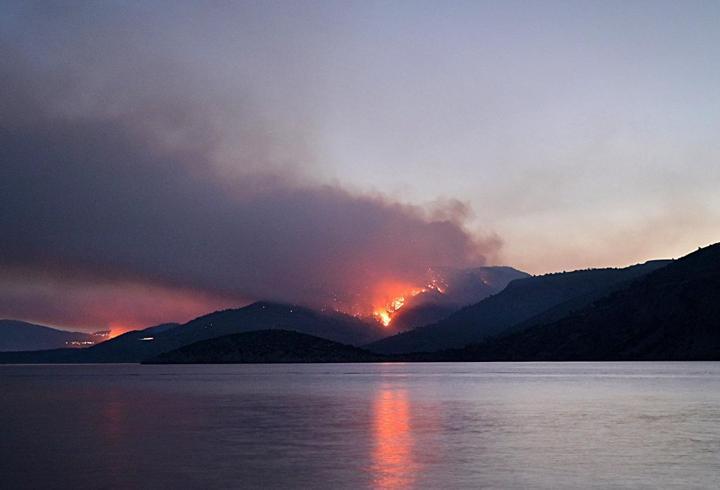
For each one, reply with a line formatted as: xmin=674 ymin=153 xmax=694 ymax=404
xmin=0 ymin=302 xmax=384 ymax=363
xmin=0 ymin=320 xmax=108 ymax=352
xmin=145 ymin=329 xmax=384 ymax=364
xmin=2 ymin=243 xmax=718 ymax=363
xmin=390 ymin=266 xmax=529 ymax=331
xmin=367 ymin=259 xmax=671 ymax=354
xmin=437 ymin=243 xmax=720 ymax=361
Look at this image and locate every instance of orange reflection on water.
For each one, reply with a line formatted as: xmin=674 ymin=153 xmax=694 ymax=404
xmin=371 ymin=386 xmax=418 ymax=489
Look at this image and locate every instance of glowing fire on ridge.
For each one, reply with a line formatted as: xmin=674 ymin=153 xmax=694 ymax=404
xmin=371 ymin=278 xmax=446 ymax=327
xmin=108 ymin=322 xmax=135 ymax=338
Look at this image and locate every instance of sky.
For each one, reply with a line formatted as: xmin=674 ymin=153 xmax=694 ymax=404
xmin=1 ymin=1 xmax=719 ymax=331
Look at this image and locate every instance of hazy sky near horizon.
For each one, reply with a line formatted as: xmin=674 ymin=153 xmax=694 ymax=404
xmin=1 ymin=1 xmax=719 ymax=329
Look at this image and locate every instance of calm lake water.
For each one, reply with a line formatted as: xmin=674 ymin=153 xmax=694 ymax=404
xmin=2 ymin=362 xmax=720 ymax=489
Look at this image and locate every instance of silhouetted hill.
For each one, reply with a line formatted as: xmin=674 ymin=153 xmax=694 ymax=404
xmin=145 ymin=329 xmax=385 ymax=364
xmin=450 ymin=243 xmax=720 ymax=361
xmin=0 ymin=320 xmax=97 ymax=351
xmin=390 ymin=266 xmax=530 ymax=331
xmin=141 ymin=323 xmax=180 ymax=334
xmin=0 ymin=302 xmax=384 ymax=363
xmin=389 ymin=303 xmax=459 ymax=331
xmin=424 ymin=266 xmax=531 ymax=306
xmin=367 ymin=260 xmax=671 ymax=354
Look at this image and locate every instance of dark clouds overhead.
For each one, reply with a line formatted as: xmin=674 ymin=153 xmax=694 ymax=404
xmin=2 ymin=0 xmax=720 ymax=298
xmin=0 ymin=41 xmax=499 ymax=329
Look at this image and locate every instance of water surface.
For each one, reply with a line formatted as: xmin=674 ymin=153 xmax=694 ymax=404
xmin=2 ymin=362 xmax=720 ymax=489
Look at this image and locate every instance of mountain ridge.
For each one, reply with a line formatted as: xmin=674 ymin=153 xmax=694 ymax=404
xmin=0 ymin=320 xmax=101 ymax=352
xmin=389 ymin=265 xmax=530 ymax=331
xmin=367 ymin=259 xmax=672 ymax=354
xmin=445 ymin=244 xmax=720 ymax=361
xmin=0 ymin=302 xmax=384 ymax=363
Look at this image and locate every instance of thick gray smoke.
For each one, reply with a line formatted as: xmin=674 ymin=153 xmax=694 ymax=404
xmin=0 ymin=6 xmax=500 ymax=329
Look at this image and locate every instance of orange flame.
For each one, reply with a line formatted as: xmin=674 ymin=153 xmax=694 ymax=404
xmin=369 ymin=271 xmax=451 ymax=326
xmin=107 ymin=322 xmax=135 ymax=338
xmin=372 ymin=282 xmax=429 ymax=327
xmin=375 ymin=309 xmax=393 ymax=327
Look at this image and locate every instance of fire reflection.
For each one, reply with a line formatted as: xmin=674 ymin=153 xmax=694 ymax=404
xmin=371 ymin=386 xmax=417 ymax=489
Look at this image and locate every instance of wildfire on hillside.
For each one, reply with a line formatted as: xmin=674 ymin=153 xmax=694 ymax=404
xmin=108 ymin=322 xmax=134 ymax=338
xmin=371 ymin=277 xmax=446 ymax=327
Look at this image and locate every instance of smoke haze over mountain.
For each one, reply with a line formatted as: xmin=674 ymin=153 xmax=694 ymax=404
xmin=2 ymin=1 xmax=719 ymax=330
xmin=0 ymin=12 xmax=498 ymax=330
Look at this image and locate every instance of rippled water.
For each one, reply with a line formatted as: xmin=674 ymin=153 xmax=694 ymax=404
xmin=2 ymin=362 xmax=720 ymax=489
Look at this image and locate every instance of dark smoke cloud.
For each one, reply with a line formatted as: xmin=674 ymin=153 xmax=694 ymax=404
xmin=0 ymin=19 xmax=500 ymax=330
